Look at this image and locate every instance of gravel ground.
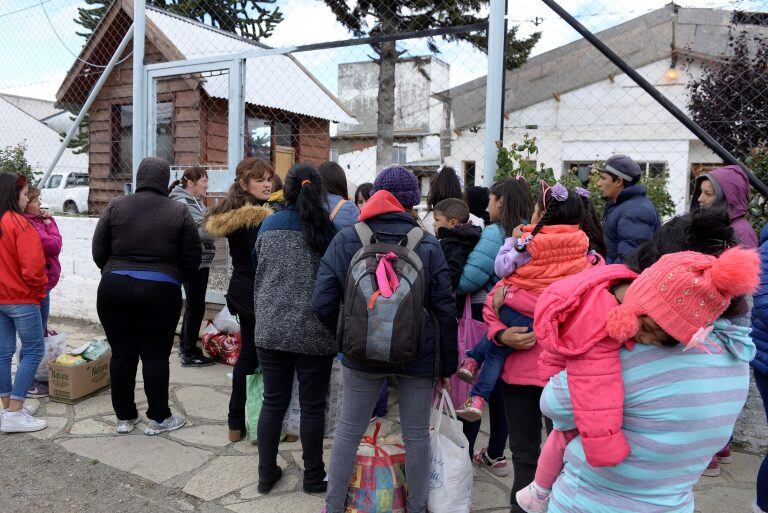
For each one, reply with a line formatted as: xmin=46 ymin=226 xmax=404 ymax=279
xmin=0 ymin=435 xmax=229 ymax=513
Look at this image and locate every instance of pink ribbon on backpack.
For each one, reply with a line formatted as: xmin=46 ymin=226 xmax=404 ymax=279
xmin=376 ymin=252 xmax=400 ymax=298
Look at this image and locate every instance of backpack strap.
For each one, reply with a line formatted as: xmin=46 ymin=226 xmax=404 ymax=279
xmin=405 ymin=227 xmax=426 ymax=251
xmin=330 ymin=199 xmax=347 ymax=221
xmin=354 ymin=222 xmax=375 ymax=245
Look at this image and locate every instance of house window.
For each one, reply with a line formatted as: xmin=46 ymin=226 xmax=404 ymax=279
xmin=563 ymin=161 xmax=593 ymax=186
xmin=463 ymin=161 xmax=476 ymax=187
xmin=392 ymin=146 xmax=407 ymax=165
xmin=637 ymin=161 xmax=667 ymax=178
xmin=329 ymin=149 xmax=339 ymax=162
xmin=113 ymin=103 xmax=173 ymax=177
xmin=246 ymin=117 xmax=271 ymax=159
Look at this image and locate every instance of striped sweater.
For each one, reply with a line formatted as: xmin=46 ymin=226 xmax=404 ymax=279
xmin=541 ymin=318 xmax=755 ymax=513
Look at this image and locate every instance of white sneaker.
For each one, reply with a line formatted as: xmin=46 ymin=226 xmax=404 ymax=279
xmin=0 ymin=409 xmax=47 ymax=433
xmin=144 ymin=414 xmax=187 ymax=436
xmin=0 ymin=404 xmax=39 ymax=428
xmin=116 ymin=417 xmax=140 ymax=434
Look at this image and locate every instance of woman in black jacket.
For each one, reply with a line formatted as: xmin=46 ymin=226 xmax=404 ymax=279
xmin=93 ymin=157 xmax=201 ymax=436
xmin=205 ymin=157 xmax=275 ymax=442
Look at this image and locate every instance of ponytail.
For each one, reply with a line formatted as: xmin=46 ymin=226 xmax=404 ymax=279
xmin=284 ymin=163 xmax=337 ymax=254
xmin=515 ymin=182 xmax=584 ymax=253
xmin=169 ymin=166 xmax=208 ymax=194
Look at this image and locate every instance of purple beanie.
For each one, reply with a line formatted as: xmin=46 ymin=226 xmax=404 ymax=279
xmin=372 ymin=166 xmax=421 ymax=209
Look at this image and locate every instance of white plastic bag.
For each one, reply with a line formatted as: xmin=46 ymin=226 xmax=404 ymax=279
xmin=428 ymin=388 xmax=473 ymax=513
xmin=21 ymin=331 xmax=67 ymax=382
xmin=282 ymin=358 xmax=343 ymax=438
xmin=212 ymin=306 xmax=240 ymax=334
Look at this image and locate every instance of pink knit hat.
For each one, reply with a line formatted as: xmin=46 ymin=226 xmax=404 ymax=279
xmin=606 ymin=247 xmax=760 ymax=348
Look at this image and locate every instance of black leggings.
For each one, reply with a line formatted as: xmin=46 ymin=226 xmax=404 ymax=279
xmin=228 ymin=311 xmax=256 ymax=430
xmin=503 ymin=384 xmax=553 ymax=510
xmin=180 ymin=267 xmax=210 ymax=356
xmin=97 ymin=273 xmax=182 ymax=422
xmin=256 ymin=347 xmax=334 ymax=485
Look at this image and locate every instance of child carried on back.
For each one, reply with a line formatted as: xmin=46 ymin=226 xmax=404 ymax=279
xmin=456 ymin=183 xmax=599 ymax=421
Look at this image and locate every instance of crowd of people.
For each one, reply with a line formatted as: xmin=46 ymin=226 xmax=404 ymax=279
xmin=0 ymin=152 xmax=766 ymax=513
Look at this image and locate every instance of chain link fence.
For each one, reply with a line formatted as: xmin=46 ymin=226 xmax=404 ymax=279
xmin=1 ymin=0 xmax=767 ymax=300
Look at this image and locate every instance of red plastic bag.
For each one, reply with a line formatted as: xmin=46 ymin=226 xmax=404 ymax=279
xmin=450 ymin=296 xmax=485 ymax=409
xmin=346 ymin=422 xmax=407 ymax=513
xmin=201 ymin=322 xmax=241 ymax=366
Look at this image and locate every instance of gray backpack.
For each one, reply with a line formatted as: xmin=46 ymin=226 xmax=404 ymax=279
xmin=339 ymin=222 xmax=427 ymax=366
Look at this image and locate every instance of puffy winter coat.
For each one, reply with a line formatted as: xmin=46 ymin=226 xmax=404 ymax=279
xmin=23 ymin=214 xmax=62 ymax=291
xmin=457 ymin=223 xmax=505 ymax=301
xmin=603 ymin=185 xmax=660 ymax=264
xmin=326 ymin=193 xmax=359 ymax=231
xmin=691 ymin=165 xmax=758 ymax=249
xmin=534 ymin=263 xmax=639 ymax=467
xmin=169 ymin=185 xmax=216 ymax=268
xmin=312 ymin=190 xmax=458 ymax=377
xmin=751 ymin=224 xmax=768 ymax=375
xmin=437 ymin=223 xmax=482 ymax=315
xmin=0 ymin=211 xmax=47 ymax=304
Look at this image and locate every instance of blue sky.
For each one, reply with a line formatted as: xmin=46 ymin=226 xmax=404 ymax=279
xmin=0 ymin=0 xmax=745 ymax=101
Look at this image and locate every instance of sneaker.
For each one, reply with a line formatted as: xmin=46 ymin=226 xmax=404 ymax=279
xmin=716 ymin=443 xmax=732 ymax=464
xmin=116 ymin=417 xmax=140 ymax=434
xmin=0 ymin=409 xmax=47 ymax=433
xmin=145 ymin=414 xmax=187 ymax=435
xmin=753 ymin=501 xmax=768 ymax=513
xmin=702 ymin=456 xmax=720 ymax=477
xmin=180 ymin=352 xmax=215 ymax=367
xmin=27 ymin=380 xmax=49 ymax=398
xmin=457 ymin=357 xmax=479 ymax=383
xmin=473 ymin=447 xmax=510 ymax=477
xmin=516 ymin=482 xmax=550 ymax=513
xmin=456 ymin=395 xmax=485 ymax=422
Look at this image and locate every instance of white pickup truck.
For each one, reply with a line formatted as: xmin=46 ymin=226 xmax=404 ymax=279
xmin=40 ymin=171 xmax=89 ymax=214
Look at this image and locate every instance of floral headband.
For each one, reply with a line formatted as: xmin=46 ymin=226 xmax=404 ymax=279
xmin=575 ymin=187 xmax=590 ymax=198
xmin=541 ymin=180 xmax=568 ymax=210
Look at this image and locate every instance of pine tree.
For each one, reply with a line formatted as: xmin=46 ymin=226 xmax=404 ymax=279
xmin=322 ymin=0 xmax=540 ymax=170
xmin=60 ymin=115 xmax=90 ymax=156
xmin=75 ymin=0 xmax=283 ymax=42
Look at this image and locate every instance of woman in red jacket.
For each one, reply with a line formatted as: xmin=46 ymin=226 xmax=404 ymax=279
xmin=0 ymin=173 xmax=47 ymax=433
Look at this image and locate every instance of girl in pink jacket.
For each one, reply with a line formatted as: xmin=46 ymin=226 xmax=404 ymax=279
xmin=23 ymin=187 xmax=62 ymax=333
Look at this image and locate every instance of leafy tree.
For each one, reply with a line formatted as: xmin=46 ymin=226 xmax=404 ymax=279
xmin=495 ymin=134 xmax=676 ymax=219
xmin=0 ymin=143 xmax=36 ymax=184
xmin=322 ymin=0 xmax=540 ymax=170
xmin=75 ymin=0 xmax=283 ymax=42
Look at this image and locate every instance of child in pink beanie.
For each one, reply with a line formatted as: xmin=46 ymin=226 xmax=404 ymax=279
xmin=517 ymin=246 xmax=760 ymax=513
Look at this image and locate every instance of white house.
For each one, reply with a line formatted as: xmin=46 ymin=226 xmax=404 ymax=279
xmin=439 ymin=5 xmax=768 ymax=213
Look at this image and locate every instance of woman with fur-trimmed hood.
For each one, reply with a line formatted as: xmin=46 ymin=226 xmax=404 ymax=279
xmin=205 ymin=157 xmax=275 ymax=442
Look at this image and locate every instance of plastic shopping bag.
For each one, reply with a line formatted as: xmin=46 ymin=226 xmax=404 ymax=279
xmin=34 ymin=330 xmax=67 ymax=381
xmin=346 ymin=422 xmax=407 ymax=513
xmin=451 ymin=295 xmax=485 ymax=409
xmin=202 ymin=322 xmax=241 ymax=365
xmin=212 ymin=306 xmax=241 ymax=334
xmin=245 ymin=371 xmax=264 ymax=443
xmin=428 ymin=389 xmax=473 ymax=513
xmin=282 ymin=358 xmax=343 ymax=438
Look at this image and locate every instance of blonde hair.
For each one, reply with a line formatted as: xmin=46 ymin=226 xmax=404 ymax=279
xmin=212 ymin=157 xmax=274 ymax=213
xmin=27 ymin=186 xmax=41 ymax=203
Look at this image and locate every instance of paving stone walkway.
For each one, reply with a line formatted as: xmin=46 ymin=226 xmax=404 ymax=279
xmin=15 ymin=317 xmax=763 ymax=513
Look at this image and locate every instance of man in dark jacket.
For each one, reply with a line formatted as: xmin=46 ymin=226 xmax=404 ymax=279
xmin=312 ymin=166 xmax=457 ymax=513
xmin=596 ymin=154 xmax=660 ymax=264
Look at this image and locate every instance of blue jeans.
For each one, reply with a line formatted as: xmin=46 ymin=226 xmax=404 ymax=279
xmin=40 ymin=292 xmax=50 ymax=334
xmin=326 ymin=367 xmax=434 ymax=513
xmin=0 ymin=304 xmax=44 ymax=401
xmin=756 ymin=371 xmax=768 ymax=511
xmin=468 ymin=306 xmax=532 ymax=401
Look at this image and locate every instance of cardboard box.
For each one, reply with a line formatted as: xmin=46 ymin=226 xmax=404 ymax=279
xmin=49 ymin=352 xmax=111 ymax=404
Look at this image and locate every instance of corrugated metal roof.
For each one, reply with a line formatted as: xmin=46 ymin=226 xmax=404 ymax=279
xmin=442 ymin=5 xmax=768 ymax=129
xmin=146 ymin=8 xmax=356 ymax=125
xmin=0 ymin=97 xmax=87 ymax=173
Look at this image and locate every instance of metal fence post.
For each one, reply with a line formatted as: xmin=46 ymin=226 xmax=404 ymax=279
xmin=131 ymin=0 xmax=146 ymax=194
xmin=483 ymin=0 xmax=506 ymax=187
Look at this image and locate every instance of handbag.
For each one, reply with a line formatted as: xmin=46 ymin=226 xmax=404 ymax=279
xmin=450 ymin=295 xmax=485 ymax=408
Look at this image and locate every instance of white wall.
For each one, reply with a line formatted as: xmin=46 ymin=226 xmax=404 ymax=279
xmin=49 ymin=217 xmax=101 ymax=324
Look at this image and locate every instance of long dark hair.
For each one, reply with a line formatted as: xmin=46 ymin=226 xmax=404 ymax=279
xmin=465 ymin=185 xmax=490 ymax=225
xmin=427 ymin=166 xmax=462 ymax=211
xmin=489 ymin=178 xmax=532 ymax=237
xmin=318 ymin=161 xmax=349 ymax=200
xmin=355 ymin=182 xmax=373 ymax=203
xmin=0 ymin=172 xmax=25 ymax=238
xmin=211 ymin=157 xmax=273 ymax=214
xmin=578 ymin=193 xmax=607 ymax=256
xmin=284 ymin=164 xmax=337 ymax=254
xmin=516 ymin=183 xmax=584 ymax=252
xmin=169 ymin=166 xmax=207 ymax=193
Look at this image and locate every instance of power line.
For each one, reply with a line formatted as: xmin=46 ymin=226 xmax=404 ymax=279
xmin=0 ymin=0 xmax=52 ymax=19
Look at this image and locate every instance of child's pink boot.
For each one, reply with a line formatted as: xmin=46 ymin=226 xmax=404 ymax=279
xmin=456 ymin=395 xmax=485 ymax=422
xmin=457 ymin=357 xmax=478 ymax=383
xmin=516 ymin=481 xmax=550 ymax=513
